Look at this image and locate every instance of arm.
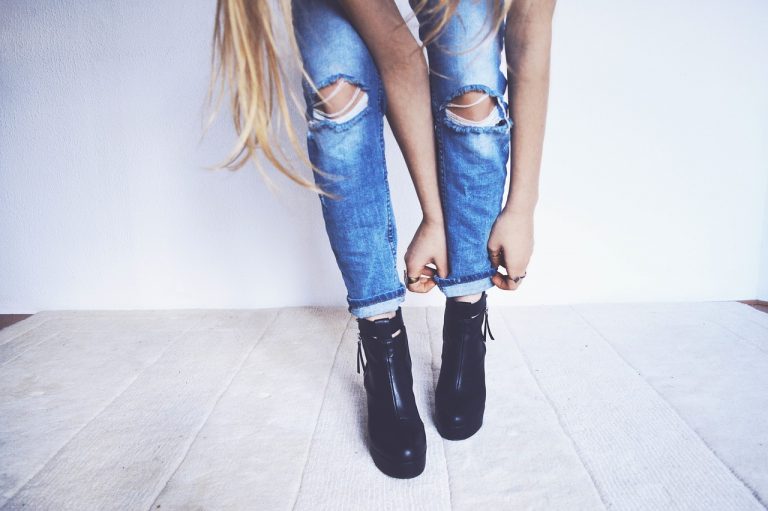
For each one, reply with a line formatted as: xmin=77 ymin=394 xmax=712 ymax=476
xmin=488 ymin=0 xmax=556 ymax=290
xmin=340 ymin=0 xmax=448 ymax=290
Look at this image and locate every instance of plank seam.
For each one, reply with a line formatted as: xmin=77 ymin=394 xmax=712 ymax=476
xmin=0 ymin=330 xmax=61 ymax=369
xmin=0 ymin=315 xmax=208 ymax=507
xmin=0 ymin=318 xmax=53 ymax=348
xmin=290 ymin=315 xmax=352 ymax=511
xmin=702 ymin=314 xmax=768 ymax=356
xmin=497 ymin=307 xmax=609 ymax=511
xmin=425 ymin=307 xmax=454 ymax=509
xmin=570 ymin=305 xmax=768 ymax=510
xmin=147 ymin=309 xmax=283 ymax=510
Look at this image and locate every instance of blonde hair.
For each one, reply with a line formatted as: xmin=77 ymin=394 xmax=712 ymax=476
xmin=208 ymin=0 xmax=510 ymax=195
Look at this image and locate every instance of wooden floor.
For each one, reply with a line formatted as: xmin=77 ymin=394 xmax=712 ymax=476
xmin=1 ymin=301 xmax=766 ymax=510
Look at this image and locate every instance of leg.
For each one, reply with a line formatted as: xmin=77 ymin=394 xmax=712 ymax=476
xmin=292 ymin=0 xmax=405 ymax=320
xmin=292 ymin=1 xmax=426 ymax=479
xmin=414 ymin=0 xmax=509 ymax=440
xmin=414 ymin=0 xmax=511 ymax=300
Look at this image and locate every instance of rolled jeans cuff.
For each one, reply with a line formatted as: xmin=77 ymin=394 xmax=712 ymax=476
xmin=434 ymin=268 xmax=497 ymax=298
xmin=348 ymin=286 xmax=405 ymax=319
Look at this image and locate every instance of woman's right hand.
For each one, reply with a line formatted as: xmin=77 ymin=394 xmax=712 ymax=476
xmin=404 ymin=218 xmax=449 ymax=293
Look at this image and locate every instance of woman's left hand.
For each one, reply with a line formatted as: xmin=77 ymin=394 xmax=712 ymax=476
xmin=404 ymin=218 xmax=449 ymax=293
xmin=487 ymin=209 xmax=534 ymax=290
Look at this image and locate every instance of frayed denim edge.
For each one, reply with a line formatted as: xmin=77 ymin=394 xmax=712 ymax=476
xmin=306 ymin=73 xmax=372 ymax=132
xmin=436 ymin=83 xmax=513 ymax=134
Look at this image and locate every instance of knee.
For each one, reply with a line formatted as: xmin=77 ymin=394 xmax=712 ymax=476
xmin=437 ymin=86 xmax=511 ymax=168
xmin=445 ymin=88 xmax=505 ymax=128
xmin=311 ymin=77 xmax=369 ymax=124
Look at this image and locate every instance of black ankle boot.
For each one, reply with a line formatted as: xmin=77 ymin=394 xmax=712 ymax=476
xmin=356 ymin=307 xmax=427 ymax=478
xmin=435 ymin=290 xmax=495 ymax=440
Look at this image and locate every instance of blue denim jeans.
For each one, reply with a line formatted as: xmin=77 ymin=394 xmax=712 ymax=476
xmin=292 ymin=0 xmax=511 ymax=318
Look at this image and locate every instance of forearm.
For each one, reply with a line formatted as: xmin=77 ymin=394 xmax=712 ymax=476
xmin=380 ymin=56 xmax=444 ymax=224
xmin=340 ymin=0 xmax=444 ymax=224
xmin=504 ymin=0 xmax=556 ymax=215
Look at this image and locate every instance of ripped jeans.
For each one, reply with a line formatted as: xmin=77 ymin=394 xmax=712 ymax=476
xmin=292 ymin=0 xmax=511 ymax=318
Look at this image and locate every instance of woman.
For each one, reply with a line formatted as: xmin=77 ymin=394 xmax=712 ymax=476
xmin=211 ymin=0 xmax=554 ymax=479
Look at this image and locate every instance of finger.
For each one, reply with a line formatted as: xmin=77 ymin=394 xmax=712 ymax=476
xmin=405 ymin=265 xmax=436 ymax=292
xmin=407 ymin=274 xmax=437 ymax=293
xmin=491 ymin=271 xmax=512 ymax=290
xmin=420 ymin=265 xmax=436 ymax=278
xmin=415 ymin=278 xmax=437 ymax=293
xmin=508 ymin=268 xmax=527 ymax=284
xmin=493 ymin=269 xmax=525 ymax=291
xmin=404 ymin=260 xmax=429 ymax=285
xmin=404 ymin=260 xmax=422 ymax=284
xmin=435 ymin=256 xmax=449 ymax=278
xmin=488 ymin=246 xmax=504 ymax=269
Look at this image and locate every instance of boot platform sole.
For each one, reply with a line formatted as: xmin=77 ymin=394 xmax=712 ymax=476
xmin=370 ymin=448 xmax=426 ymax=479
xmin=435 ymin=413 xmax=483 ymax=441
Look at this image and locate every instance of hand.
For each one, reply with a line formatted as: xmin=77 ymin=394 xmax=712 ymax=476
xmin=488 ymin=209 xmax=534 ymax=290
xmin=404 ymin=217 xmax=449 ymax=293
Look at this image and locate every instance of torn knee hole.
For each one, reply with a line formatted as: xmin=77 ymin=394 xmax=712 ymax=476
xmin=312 ymin=78 xmax=368 ymax=123
xmin=446 ymin=91 xmax=503 ymax=127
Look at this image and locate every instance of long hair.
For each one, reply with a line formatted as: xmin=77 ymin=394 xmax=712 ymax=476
xmin=208 ymin=0 xmax=510 ymax=195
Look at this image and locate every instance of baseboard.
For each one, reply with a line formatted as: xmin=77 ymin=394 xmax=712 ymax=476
xmin=0 ymin=314 xmax=33 ymax=331
xmin=737 ymin=299 xmax=768 ymax=314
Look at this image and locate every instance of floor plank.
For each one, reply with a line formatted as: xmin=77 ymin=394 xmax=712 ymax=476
xmin=426 ymin=306 xmax=604 ymax=510
xmin=2 ymin=310 xmax=277 ymax=510
xmin=151 ymin=307 xmax=350 ymax=510
xmin=1 ymin=303 xmax=765 ymax=510
xmin=0 ymin=311 xmax=58 ymax=346
xmin=573 ymin=301 xmax=768 ymax=506
xmin=0 ymin=324 xmax=199 ymax=506
xmin=701 ymin=301 xmax=768 ymax=353
xmin=499 ymin=304 xmax=763 ymax=511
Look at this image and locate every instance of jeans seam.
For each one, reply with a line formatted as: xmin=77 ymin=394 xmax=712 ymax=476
xmin=347 ymin=286 xmax=405 ymax=308
xmin=434 ymin=267 xmax=497 ymax=286
xmin=435 ymin=121 xmax=448 ymax=219
xmin=378 ymin=79 xmax=398 ymax=272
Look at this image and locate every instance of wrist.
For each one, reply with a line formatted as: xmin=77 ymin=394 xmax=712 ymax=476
xmin=421 ymin=215 xmax=445 ymax=228
xmin=502 ymin=195 xmax=538 ymax=216
xmin=421 ymin=210 xmax=445 ymax=226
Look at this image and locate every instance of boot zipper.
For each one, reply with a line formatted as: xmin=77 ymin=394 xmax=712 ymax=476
xmin=357 ymin=334 xmax=367 ymax=374
xmin=482 ymin=307 xmax=495 ymax=342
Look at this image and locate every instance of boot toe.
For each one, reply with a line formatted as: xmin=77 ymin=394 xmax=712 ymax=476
xmin=369 ymin=421 xmax=426 ymax=478
xmin=377 ymin=421 xmax=426 ymax=460
xmin=436 ymin=403 xmax=484 ymax=440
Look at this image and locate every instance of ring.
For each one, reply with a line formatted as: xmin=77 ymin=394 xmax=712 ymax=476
xmin=511 ymin=271 xmax=527 ymax=283
xmin=404 ymin=269 xmax=421 ymax=284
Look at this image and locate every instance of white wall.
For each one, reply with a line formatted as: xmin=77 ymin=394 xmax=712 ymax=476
xmin=1 ymin=0 xmax=767 ymax=313
xmin=760 ymin=173 xmax=768 ymax=300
